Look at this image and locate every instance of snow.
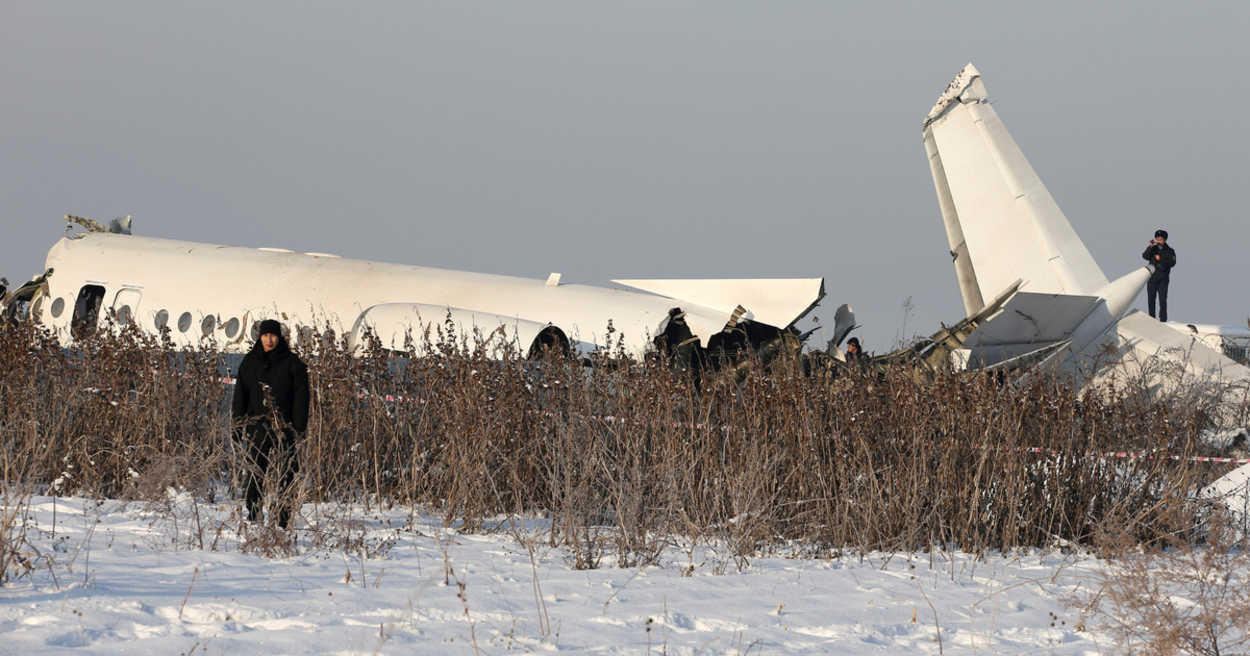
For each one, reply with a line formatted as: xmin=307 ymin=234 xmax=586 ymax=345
xmin=1204 ymin=461 xmax=1250 ymax=536
xmin=2 ymin=493 xmax=1112 ymax=654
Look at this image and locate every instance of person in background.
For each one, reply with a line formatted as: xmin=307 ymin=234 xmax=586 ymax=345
xmin=231 ymin=319 xmax=309 ymax=530
xmin=845 ymin=336 xmax=864 ymax=360
xmin=844 ymin=336 xmax=870 ymax=375
xmin=1142 ymin=229 xmax=1177 ymax=322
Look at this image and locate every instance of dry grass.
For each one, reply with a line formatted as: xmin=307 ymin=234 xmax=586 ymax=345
xmin=1074 ymin=516 xmax=1250 ymax=656
xmin=1 ymin=316 xmax=1243 ymax=584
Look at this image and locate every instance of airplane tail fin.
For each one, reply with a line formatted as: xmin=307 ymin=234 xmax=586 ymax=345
xmin=923 ymin=64 xmax=1108 ymax=318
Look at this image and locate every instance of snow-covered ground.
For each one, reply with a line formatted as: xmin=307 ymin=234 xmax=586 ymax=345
xmin=2 ymin=493 xmax=1114 ymax=654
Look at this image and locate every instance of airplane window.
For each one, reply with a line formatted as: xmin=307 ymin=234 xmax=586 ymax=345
xmin=201 ymin=315 xmax=216 ymax=338
xmin=50 ymin=297 xmax=65 ymax=318
xmin=249 ymin=322 xmax=260 ymax=342
xmin=154 ymin=309 xmax=169 ymax=330
xmin=112 ymin=289 xmax=142 ymax=329
xmin=177 ymin=312 xmax=192 ymax=333
xmin=225 ymin=317 xmax=240 ymax=338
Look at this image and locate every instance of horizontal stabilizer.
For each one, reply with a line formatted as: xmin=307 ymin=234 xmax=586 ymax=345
xmin=967 ymin=340 xmax=1068 ymax=369
xmin=612 ymin=278 xmax=825 ymax=329
xmin=965 ymin=291 xmax=1101 ymax=350
xmin=985 ymin=339 xmax=1073 ymax=373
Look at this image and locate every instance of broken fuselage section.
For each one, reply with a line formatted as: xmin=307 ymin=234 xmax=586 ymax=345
xmin=9 ymin=221 xmax=826 ymax=374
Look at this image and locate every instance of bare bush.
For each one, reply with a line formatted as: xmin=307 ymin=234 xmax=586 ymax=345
xmin=1078 ymin=516 xmax=1250 ymax=656
xmin=0 ymin=475 xmax=38 ymax=584
xmin=1 ymin=315 xmax=1242 ymax=571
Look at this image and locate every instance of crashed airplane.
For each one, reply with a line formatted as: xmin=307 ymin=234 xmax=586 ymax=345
xmin=914 ymin=63 xmax=1250 ymax=394
xmin=2 ymin=215 xmax=826 ymax=370
xmin=4 ymin=64 xmax=1249 ymax=520
xmin=920 ymin=63 xmax=1250 ymax=530
xmin=4 ymin=64 xmax=1246 ymax=385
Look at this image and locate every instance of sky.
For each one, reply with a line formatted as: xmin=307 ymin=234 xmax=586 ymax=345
xmin=3 ymin=2 xmax=1248 ymax=352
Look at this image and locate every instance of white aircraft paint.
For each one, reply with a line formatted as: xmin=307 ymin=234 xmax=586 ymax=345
xmin=33 ymin=232 xmax=825 ymax=358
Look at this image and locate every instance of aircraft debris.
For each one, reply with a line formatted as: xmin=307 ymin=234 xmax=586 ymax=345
xmin=9 ymin=216 xmax=826 ymax=379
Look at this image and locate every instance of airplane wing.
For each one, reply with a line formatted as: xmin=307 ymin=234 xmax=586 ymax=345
xmin=1100 ymin=311 xmax=1250 ymax=386
xmin=611 ymin=278 xmax=825 ymax=330
xmin=1009 ymin=310 xmax=1250 ymax=406
xmin=923 ymin=64 xmax=1109 ymax=318
xmin=1202 ymin=462 xmax=1250 ymax=537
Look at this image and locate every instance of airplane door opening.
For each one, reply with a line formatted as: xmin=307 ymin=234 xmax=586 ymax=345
xmin=527 ymin=325 xmax=571 ymax=359
xmin=72 ymin=284 xmax=106 ymax=338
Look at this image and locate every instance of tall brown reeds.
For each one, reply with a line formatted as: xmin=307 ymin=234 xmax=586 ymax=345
xmin=2 ymin=315 xmax=1242 ymax=580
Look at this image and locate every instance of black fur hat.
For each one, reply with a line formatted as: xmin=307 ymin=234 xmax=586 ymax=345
xmin=1155 ymin=229 xmax=1169 ymax=240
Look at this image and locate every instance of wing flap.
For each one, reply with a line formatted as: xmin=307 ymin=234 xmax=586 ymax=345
xmin=611 ymin=278 xmax=825 ymax=329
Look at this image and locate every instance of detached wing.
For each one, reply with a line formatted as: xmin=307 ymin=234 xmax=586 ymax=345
xmin=1104 ymin=311 xmax=1250 ymax=385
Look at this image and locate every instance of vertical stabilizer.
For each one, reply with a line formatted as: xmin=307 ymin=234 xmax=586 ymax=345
xmin=923 ymin=64 xmax=1108 ymax=318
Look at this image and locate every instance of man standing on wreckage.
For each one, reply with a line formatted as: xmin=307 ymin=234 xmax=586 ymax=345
xmin=231 ymin=319 xmax=309 ymax=530
xmin=1142 ymin=229 xmax=1177 ymax=322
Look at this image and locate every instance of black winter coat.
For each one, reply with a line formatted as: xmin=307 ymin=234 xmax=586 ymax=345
xmin=231 ymin=338 xmax=309 ymax=445
xmin=1142 ymin=243 xmax=1177 ymax=283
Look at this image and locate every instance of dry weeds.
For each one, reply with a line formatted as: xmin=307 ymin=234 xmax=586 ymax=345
xmin=1 ymin=316 xmax=1243 ymax=583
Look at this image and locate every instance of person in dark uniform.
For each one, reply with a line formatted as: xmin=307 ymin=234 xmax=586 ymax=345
xmin=231 ymin=319 xmax=309 ymax=529
xmin=1142 ymin=229 xmax=1177 ymax=322
xmin=844 ymin=336 xmax=870 ymax=374
xmin=845 ymin=336 xmax=864 ymax=360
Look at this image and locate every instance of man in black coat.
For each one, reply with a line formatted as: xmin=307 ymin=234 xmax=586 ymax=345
xmin=845 ymin=336 xmax=866 ymax=364
xmin=1142 ymin=229 xmax=1177 ymax=322
xmin=231 ymin=319 xmax=309 ymax=529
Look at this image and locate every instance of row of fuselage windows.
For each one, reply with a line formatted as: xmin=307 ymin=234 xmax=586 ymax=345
xmin=53 ymin=284 xmax=256 ymax=341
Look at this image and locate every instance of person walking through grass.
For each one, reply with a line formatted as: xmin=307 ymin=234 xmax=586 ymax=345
xmin=231 ymin=319 xmax=309 ymax=529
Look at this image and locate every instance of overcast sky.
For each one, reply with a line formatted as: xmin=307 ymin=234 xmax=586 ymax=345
xmin=3 ymin=2 xmax=1247 ymax=352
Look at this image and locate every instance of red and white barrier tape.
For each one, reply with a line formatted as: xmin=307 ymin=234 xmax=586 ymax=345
xmin=207 ymin=372 xmax=1250 ymax=466
xmin=1018 ymin=446 xmax=1250 ymax=465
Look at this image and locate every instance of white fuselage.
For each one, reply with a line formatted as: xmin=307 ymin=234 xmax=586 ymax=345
xmin=34 ymin=233 xmax=823 ymax=357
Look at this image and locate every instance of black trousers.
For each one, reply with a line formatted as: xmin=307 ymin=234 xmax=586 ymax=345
xmin=242 ymin=428 xmax=300 ymax=529
xmin=1147 ymin=280 xmax=1169 ymax=322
